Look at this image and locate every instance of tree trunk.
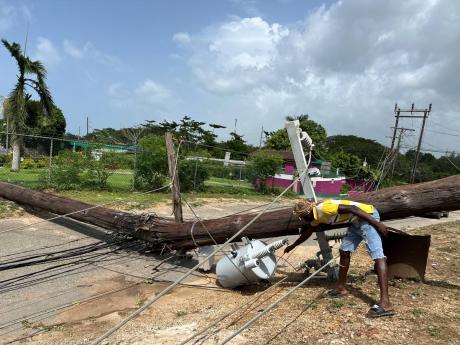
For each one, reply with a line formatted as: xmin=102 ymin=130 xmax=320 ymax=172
xmin=0 ymin=175 xmax=459 ymax=249
xmin=10 ymin=138 xmax=21 ymax=172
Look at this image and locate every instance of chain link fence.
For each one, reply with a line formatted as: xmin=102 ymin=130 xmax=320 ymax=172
xmin=0 ymin=132 xmax=258 ymax=195
xmin=185 ymin=157 xmax=252 ymax=193
xmin=0 ymin=132 xmax=137 ymax=191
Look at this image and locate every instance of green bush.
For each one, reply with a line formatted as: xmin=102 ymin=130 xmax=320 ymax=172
xmin=22 ymin=156 xmax=49 ymax=169
xmin=0 ymin=154 xmax=12 ymax=166
xmin=109 ymin=153 xmax=134 ymax=169
xmin=133 ymin=136 xmax=168 ymax=191
xmin=82 ymin=160 xmax=111 ymax=189
xmin=36 ymin=158 xmax=49 ymax=168
xmin=247 ymin=151 xmax=283 ymax=192
xmin=48 ymin=150 xmax=116 ymax=190
xmin=49 ymin=151 xmax=85 ymax=190
xmin=201 ymin=160 xmax=247 ymax=180
xmin=178 ymin=160 xmax=209 ymax=192
xmin=21 ymin=158 xmax=36 ymax=169
xmin=340 ymin=184 xmax=351 ymax=194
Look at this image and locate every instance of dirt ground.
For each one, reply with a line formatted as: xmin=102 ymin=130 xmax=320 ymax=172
xmin=12 ymin=219 xmax=459 ymax=345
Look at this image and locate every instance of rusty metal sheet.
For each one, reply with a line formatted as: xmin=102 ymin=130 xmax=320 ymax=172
xmin=382 ymin=228 xmax=431 ymax=280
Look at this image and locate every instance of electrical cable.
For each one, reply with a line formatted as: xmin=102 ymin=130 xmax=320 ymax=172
xmin=179 ymin=249 xmax=301 ymax=345
xmin=218 ymin=256 xmax=338 ymax=345
xmin=88 ymin=168 xmax=308 ymax=345
xmin=205 ymin=241 xmax=340 ymax=344
xmin=0 ymin=236 xmax=96 ymax=260
xmin=425 ymin=129 xmax=460 ymax=138
xmin=181 ymin=197 xmax=253 ymax=285
xmin=0 ymin=241 xmax=108 ymax=269
xmin=3 ymin=253 xmax=230 ymax=328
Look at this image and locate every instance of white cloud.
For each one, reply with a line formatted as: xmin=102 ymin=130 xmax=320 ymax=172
xmin=173 ymin=0 xmax=460 ymax=151
xmin=135 ymin=80 xmax=174 ymax=106
xmin=107 ymin=80 xmax=176 ymax=111
xmin=0 ymin=3 xmax=15 ymax=32
xmin=177 ymin=17 xmax=289 ymax=94
xmin=229 ymin=0 xmax=263 ymax=17
xmin=172 ymin=32 xmax=191 ymax=45
xmin=63 ymin=40 xmax=86 ymax=59
xmin=63 ymin=40 xmax=124 ymax=70
xmin=0 ymin=1 xmax=31 ymax=33
xmin=33 ymin=37 xmax=61 ymax=66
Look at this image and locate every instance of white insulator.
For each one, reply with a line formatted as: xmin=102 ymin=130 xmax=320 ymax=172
xmin=251 ymin=239 xmax=288 ymax=259
xmin=244 ymin=258 xmax=260 ymax=269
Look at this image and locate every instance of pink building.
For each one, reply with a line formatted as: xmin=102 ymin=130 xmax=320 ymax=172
xmin=257 ymin=150 xmax=373 ymax=197
xmin=266 ymin=174 xmax=347 ymax=196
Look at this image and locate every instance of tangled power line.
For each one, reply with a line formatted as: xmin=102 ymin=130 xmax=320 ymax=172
xmin=1 ymin=137 xmax=335 ymax=344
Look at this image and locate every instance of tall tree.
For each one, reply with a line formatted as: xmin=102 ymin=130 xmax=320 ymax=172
xmin=2 ymin=39 xmax=53 ymax=171
xmin=265 ymin=114 xmax=328 ymax=154
xmin=221 ymin=132 xmax=250 ymax=160
xmin=286 ymin=114 xmax=327 ymax=154
xmin=24 ymin=100 xmax=66 ymax=153
xmin=326 ymin=135 xmax=386 ymax=168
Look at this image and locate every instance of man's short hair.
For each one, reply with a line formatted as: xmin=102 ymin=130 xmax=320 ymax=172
xmin=293 ymin=199 xmax=315 ymax=218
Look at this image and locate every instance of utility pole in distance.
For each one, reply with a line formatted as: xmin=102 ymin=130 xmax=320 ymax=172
xmin=390 ymin=103 xmax=400 ymax=152
xmin=259 ymin=125 xmax=264 ymax=148
xmin=165 ymin=132 xmax=183 ymax=223
xmin=86 ymin=116 xmax=89 ymax=137
xmin=410 ymin=104 xmax=432 ymax=183
xmin=391 ymin=103 xmax=432 ymax=184
xmin=390 ymin=127 xmax=415 ymax=178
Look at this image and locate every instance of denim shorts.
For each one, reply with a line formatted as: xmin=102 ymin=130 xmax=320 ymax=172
xmin=339 ymin=209 xmax=385 ymax=260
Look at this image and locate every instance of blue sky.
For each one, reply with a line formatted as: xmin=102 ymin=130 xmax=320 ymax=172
xmin=1 ymin=0 xmax=459 ymax=155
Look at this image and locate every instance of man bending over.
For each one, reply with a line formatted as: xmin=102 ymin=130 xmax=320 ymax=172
xmin=285 ymin=199 xmax=395 ymax=318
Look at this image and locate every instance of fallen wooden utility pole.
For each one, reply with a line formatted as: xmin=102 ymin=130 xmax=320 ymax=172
xmin=0 ymin=175 xmax=459 ymax=249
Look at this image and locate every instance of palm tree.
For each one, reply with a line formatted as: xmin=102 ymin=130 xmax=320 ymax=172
xmin=2 ymin=39 xmax=53 ymax=172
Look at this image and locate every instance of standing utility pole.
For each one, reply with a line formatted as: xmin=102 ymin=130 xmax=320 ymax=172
xmin=86 ymin=116 xmax=89 ymax=137
xmin=259 ymin=126 xmax=264 ymax=148
xmin=390 ymin=127 xmax=415 ymax=178
xmin=410 ymin=104 xmax=431 ymax=183
xmin=391 ymin=103 xmax=432 ymax=184
xmin=389 ymin=104 xmax=400 ymax=152
xmin=165 ymin=132 xmax=183 ymax=223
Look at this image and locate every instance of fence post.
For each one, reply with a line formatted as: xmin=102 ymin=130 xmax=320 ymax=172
xmin=132 ymin=150 xmax=137 ymax=190
xmin=48 ymin=138 xmax=53 ymax=185
xmin=193 ymin=159 xmax=198 ymax=190
xmin=165 ymin=132 xmax=183 ymax=223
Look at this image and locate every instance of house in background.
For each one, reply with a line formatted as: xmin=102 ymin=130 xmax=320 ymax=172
xmin=259 ymin=150 xmax=372 ymax=197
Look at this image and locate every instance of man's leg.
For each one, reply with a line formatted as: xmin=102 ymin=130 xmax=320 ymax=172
xmin=336 ymin=250 xmax=351 ymax=294
xmin=333 ymin=226 xmax=361 ymax=295
xmin=374 ymin=258 xmax=392 ymax=310
xmin=363 ymin=211 xmax=394 ymax=312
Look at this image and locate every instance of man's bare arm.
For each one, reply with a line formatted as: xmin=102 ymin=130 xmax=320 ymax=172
xmin=284 ymin=226 xmax=317 ymax=253
xmin=338 ymin=205 xmax=388 ymax=236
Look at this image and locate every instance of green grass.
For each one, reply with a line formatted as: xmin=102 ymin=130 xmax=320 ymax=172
xmin=0 ymin=168 xmax=135 ymax=191
xmin=205 ymin=176 xmax=253 ymax=189
xmin=0 ymin=167 xmax=44 ymax=188
xmin=427 ymin=325 xmax=441 ymax=337
xmin=411 ymin=308 xmax=424 ymax=317
xmin=175 ymin=310 xmax=188 ymax=317
xmin=1 ymin=170 xmax=298 ymax=208
xmin=57 ymin=190 xmax=171 ymax=207
xmin=0 ymin=200 xmax=24 ymax=218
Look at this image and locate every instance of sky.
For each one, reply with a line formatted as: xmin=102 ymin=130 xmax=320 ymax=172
xmin=0 ymin=0 xmax=459 ymax=155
